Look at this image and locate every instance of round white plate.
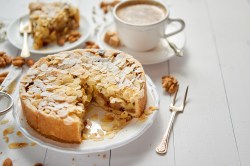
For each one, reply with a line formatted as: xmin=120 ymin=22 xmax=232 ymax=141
xmin=13 ymin=76 xmax=159 ymax=154
xmin=7 ymin=14 xmax=90 ymax=55
xmin=97 ymin=22 xmax=186 ymax=65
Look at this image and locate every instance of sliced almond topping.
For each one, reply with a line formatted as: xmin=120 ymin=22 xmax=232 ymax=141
xmin=97 ymin=129 xmax=105 ymax=136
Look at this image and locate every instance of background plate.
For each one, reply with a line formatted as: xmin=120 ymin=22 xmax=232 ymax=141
xmin=7 ymin=14 xmax=90 ymax=55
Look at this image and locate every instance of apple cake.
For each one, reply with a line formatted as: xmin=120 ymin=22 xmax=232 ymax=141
xmin=29 ymin=2 xmax=80 ymax=49
xmin=19 ymin=49 xmax=147 ymax=143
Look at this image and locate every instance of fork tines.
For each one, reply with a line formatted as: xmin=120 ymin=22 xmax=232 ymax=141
xmin=172 ymin=85 xmax=189 ymax=110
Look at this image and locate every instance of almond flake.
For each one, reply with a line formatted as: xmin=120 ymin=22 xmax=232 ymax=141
xmin=52 ymin=95 xmax=66 ymax=101
xmin=106 ymin=132 xmax=116 ymax=139
xmin=93 ymin=137 xmax=104 ymax=142
xmin=0 ymin=119 xmax=9 ymax=125
xmin=8 ymin=142 xmax=28 ymax=149
xmin=97 ymin=129 xmax=104 ymax=136
xmin=57 ymin=109 xmax=68 ymax=118
xmin=40 ymin=64 xmax=48 ymax=72
xmin=30 ymin=142 xmax=37 ymax=146
xmin=4 ymin=136 xmax=9 ymax=143
xmin=3 ymin=126 xmax=15 ymax=136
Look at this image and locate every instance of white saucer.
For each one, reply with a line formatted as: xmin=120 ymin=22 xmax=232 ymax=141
xmin=97 ymin=22 xmax=186 ymax=65
xmin=7 ymin=14 xmax=90 ymax=55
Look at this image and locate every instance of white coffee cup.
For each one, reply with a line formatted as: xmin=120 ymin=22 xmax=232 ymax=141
xmin=113 ymin=0 xmax=185 ymax=52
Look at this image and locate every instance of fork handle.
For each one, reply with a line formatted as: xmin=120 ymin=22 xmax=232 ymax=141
xmin=20 ymin=32 xmax=30 ymax=58
xmin=156 ymin=111 xmax=177 ymax=154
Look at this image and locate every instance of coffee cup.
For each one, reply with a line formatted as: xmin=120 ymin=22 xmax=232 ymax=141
xmin=113 ymin=0 xmax=185 ymax=52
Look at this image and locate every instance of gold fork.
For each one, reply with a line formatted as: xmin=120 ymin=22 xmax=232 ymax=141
xmin=19 ymin=20 xmax=32 ymax=58
xmin=156 ymin=85 xmax=189 ymax=154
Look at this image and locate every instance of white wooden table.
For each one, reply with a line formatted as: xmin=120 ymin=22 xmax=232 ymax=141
xmin=1 ymin=0 xmax=250 ymax=165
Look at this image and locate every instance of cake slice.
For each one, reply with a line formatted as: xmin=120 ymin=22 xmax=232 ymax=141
xmin=29 ymin=2 xmax=80 ymax=49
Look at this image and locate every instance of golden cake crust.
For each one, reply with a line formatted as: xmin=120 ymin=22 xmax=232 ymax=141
xmin=20 ymin=49 xmax=147 ymax=143
xmin=20 ymin=86 xmax=82 ymax=143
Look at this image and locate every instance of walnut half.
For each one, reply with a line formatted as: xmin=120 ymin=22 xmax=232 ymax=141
xmin=162 ymin=75 xmax=179 ymax=94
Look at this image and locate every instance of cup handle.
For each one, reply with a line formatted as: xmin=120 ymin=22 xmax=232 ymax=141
xmin=164 ymin=18 xmax=185 ymax=38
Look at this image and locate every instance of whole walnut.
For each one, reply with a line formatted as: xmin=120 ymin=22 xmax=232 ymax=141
xmin=0 ymin=57 xmax=6 ymax=67
xmin=162 ymin=75 xmax=179 ymax=94
xmin=3 ymin=54 xmax=12 ymax=65
xmin=2 ymin=158 xmax=13 ymax=166
xmin=0 ymin=52 xmax=12 ymax=68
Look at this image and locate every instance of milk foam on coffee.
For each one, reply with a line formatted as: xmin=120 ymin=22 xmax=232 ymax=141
xmin=116 ymin=4 xmax=166 ymax=25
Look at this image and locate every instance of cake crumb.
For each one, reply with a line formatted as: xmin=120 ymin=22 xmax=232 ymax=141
xmin=6 ymin=81 xmax=17 ymax=94
xmin=109 ymin=35 xmax=120 ymax=47
xmin=144 ymin=106 xmax=158 ymax=115
xmin=3 ymin=126 xmax=15 ymax=136
xmin=104 ymin=30 xmax=120 ymax=47
xmin=34 ymin=163 xmax=43 ymax=166
xmin=72 ymin=157 xmax=76 ymax=166
xmin=30 ymin=142 xmax=37 ymax=146
xmin=0 ymin=119 xmax=9 ymax=125
xmin=138 ymin=114 xmax=147 ymax=122
xmin=84 ymin=41 xmax=99 ymax=49
xmin=90 ymin=113 xmax=98 ymax=120
xmin=8 ymin=142 xmax=28 ymax=149
xmin=100 ymin=0 xmax=120 ymax=14
xmin=104 ymin=31 xmax=115 ymax=43
xmin=16 ymin=131 xmax=23 ymax=137
xmin=4 ymin=136 xmax=9 ymax=143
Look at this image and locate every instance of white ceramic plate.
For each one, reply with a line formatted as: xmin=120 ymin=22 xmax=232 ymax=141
xmin=7 ymin=14 xmax=90 ymax=55
xmin=97 ymin=22 xmax=186 ymax=65
xmin=13 ymin=75 xmax=159 ymax=154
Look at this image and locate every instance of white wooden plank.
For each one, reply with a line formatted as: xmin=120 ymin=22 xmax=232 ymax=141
xmin=0 ymin=0 xmax=30 ymax=20
xmin=1 ymin=0 xmax=57 ymax=165
xmin=44 ymin=150 xmax=110 ymax=166
xmin=1 ymin=0 xmax=249 ymax=166
xmin=111 ymin=61 xmax=176 ymax=166
xmin=0 ymin=39 xmax=47 ymax=165
xmin=42 ymin=1 xmax=110 ymax=165
xmin=0 ymin=41 xmax=18 ymax=56
xmin=0 ymin=112 xmax=47 ymax=165
xmin=168 ymin=0 xmax=241 ymax=165
xmin=205 ymin=0 xmax=250 ymax=165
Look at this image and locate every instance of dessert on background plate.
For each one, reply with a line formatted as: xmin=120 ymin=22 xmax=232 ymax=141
xmin=29 ymin=2 xmax=80 ymax=49
xmin=19 ymin=49 xmax=147 ymax=143
xmin=7 ymin=4 xmax=90 ymax=54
